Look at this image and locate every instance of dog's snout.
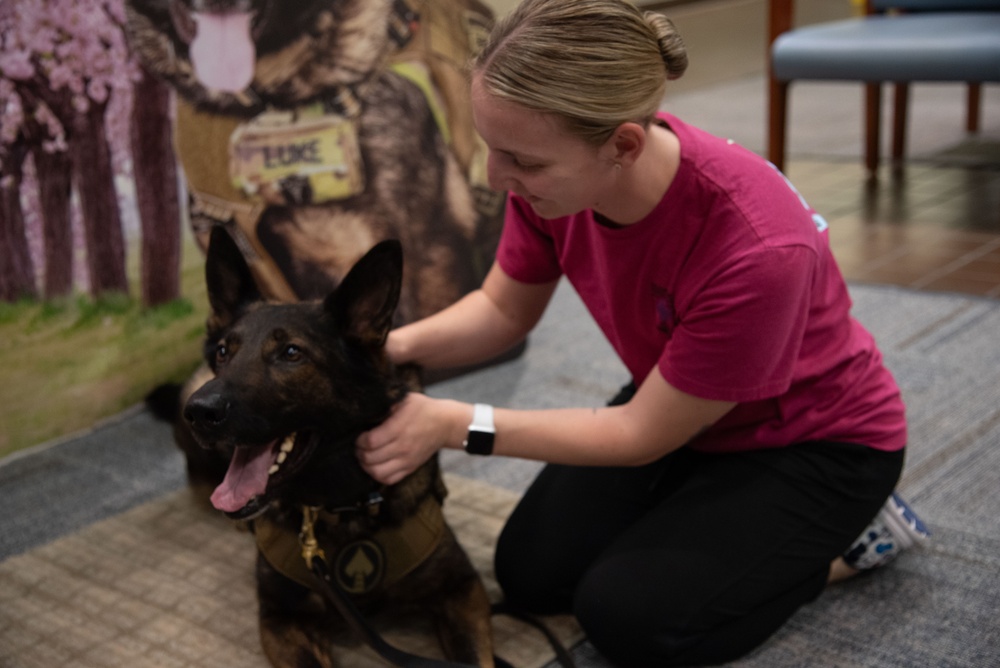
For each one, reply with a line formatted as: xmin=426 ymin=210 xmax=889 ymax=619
xmin=184 ymin=393 xmax=230 ymax=429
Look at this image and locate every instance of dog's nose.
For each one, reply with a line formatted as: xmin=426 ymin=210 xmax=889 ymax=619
xmin=184 ymin=393 xmax=230 ymax=428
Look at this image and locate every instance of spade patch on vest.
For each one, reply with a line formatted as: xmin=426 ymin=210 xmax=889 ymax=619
xmin=334 ymin=539 xmax=386 ymax=594
xmin=229 ymin=107 xmax=365 ymax=206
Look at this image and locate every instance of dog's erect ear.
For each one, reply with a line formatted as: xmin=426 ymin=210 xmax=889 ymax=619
xmin=325 ymin=240 xmax=403 ymax=347
xmin=205 ymin=226 xmax=262 ymax=328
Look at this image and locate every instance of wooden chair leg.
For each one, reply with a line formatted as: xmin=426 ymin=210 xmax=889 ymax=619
xmin=768 ymin=77 xmax=789 ymax=173
xmin=864 ymin=82 xmax=882 ymax=175
xmin=967 ymin=83 xmax=982 ymax=134
xmin=892 ymin=82 xmax=909 ymax=168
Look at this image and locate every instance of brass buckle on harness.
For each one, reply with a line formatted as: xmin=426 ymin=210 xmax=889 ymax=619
xmin=299 ymin=491 xmax=383 ymax=563
xmin=299 ymin=505 xmax=326 ymax=564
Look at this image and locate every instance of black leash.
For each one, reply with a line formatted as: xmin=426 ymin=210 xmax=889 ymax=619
xmin=301 ymin=502 xmax=473 ymax=668
xmin=301 ymin=507 xmax=576 ymax=668
xmin=491 ymin=601 xmax=577 ymax=668
xmin=310 ymin=555 xmax=479 ymax=668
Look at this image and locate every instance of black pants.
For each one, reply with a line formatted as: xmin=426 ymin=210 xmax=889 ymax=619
xmin=494 ymin=385 xmax=904 ymax=667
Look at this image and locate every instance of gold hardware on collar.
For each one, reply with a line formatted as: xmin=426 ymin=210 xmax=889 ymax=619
xmin=299 ymin=505 xmax=326 ymax=564
xmin=259 ymin=495 xmax=446 ymax=592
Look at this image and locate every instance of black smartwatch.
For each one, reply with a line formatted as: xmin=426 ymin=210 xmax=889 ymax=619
xmin=463 ymin=403 xmax=495 ymax=456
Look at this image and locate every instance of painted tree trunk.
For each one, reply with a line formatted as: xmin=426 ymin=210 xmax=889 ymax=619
xmin=131 ymin=65 xmax=182 ymax=307
xmin=31 ymin=147 xmax=74 ymax=298
xmin=71 ymin=97 xmax=129 ymax=297
xmin=0 ymin=140 xmax=39 ymax=301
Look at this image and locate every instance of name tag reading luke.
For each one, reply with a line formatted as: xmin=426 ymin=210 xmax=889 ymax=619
xmin=229 ymin=110 xmax=365 ymax=205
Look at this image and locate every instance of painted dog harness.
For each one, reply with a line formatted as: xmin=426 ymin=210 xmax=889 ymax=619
xmin=173 ymin=0 xmax=497 ymax=302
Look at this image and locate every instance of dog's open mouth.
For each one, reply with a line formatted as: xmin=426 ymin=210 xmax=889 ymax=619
xmin=210 ymin=431 xmax=313 ymax=519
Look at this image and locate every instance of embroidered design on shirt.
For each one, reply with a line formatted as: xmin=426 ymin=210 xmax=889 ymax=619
xmin=651 ymin=285 xmax=676 ymax=335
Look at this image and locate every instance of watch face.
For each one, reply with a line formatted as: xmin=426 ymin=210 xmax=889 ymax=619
xmin=466 ymin=429 xmax=494 ymax=455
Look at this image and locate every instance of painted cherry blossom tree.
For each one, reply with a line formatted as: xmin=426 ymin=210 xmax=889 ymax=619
xmin=6 ymin=79 xmax=74 ymax=299
xmin=0 ymin=0 xmax=182 ymax=305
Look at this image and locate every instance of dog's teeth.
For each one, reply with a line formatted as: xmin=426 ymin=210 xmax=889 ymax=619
xmin=277 ymin=451 xmax=288 ymax=464
xmin=268 ymin=464 xmax=280 ymax=475
xmin=280 ymin=437 xmax=295 ymax=453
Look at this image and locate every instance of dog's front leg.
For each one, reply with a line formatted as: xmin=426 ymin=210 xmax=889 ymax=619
xmin=256 ymin=552 xmax=338 ymax=668
xmin=432 ymin=571 xmax=495 ymax=668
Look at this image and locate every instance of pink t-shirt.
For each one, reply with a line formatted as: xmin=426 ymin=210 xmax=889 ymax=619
xmin=496 ymin=113 xmax=906 ymax=453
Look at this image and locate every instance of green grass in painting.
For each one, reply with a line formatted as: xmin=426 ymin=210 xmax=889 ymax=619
xmin=0 ymin=237 xmax=210 ymax=460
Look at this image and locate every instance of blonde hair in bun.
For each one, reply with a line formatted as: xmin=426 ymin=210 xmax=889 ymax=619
xmin=474 ymin=0 xmax=688 ymax=145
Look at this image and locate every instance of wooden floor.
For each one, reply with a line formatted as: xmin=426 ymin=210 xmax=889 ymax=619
xmin=786 ymin=160 xmax=1000 ymax=298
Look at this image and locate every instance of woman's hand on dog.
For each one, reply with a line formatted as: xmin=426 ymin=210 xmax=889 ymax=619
xmin=357 ymin=394 xmax=472 ymax=485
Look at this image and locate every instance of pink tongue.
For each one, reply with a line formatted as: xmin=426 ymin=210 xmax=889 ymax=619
xmin=210 ymin=442 xmax=275 ymax=513
xmin=189 ymin=12 xmax=256 ymax=93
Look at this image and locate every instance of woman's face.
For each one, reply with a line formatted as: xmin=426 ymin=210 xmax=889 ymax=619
xmin=471 ymin=75 xmax=617 ymax=220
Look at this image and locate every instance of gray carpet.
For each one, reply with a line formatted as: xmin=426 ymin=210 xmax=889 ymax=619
xmin=3 ymin=279 xmax=999 ymax=666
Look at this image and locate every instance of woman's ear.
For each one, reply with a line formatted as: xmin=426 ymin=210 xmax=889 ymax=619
xmin=608 ymin=122 xmax=647 ymax=168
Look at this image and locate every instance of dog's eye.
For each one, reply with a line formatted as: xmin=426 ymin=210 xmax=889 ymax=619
xmin=282 ymin=344 xmax=302 ymax=362
xmin=215 ymin=343 xmax=229 ymax=365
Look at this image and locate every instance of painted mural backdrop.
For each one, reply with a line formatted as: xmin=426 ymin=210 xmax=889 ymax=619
xmin=0 ymin=0 xmax=503 ymax=456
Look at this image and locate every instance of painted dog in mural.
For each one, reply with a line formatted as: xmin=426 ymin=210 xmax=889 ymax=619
xmin=124 ymin=0 xmax=501 ymax=319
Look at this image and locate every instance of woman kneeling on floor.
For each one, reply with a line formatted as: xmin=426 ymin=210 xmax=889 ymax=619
xmin=356 ymin=0 xmax=929 ymax=664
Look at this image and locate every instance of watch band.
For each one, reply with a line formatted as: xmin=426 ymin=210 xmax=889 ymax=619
xmin=463 ymin=403 xmax=495 ymax=456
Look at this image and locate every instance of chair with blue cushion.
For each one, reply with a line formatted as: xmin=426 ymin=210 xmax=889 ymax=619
xmin=768 ymin=0 xmax=1000 ymax=175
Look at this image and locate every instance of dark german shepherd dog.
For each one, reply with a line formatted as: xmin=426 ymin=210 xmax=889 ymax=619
xmin=184 ymin=227 xmax=494 ymax=667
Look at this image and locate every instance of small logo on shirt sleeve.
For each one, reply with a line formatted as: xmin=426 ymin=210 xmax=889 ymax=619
xmin=652 ymin=285 xmax=676 ymax=334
